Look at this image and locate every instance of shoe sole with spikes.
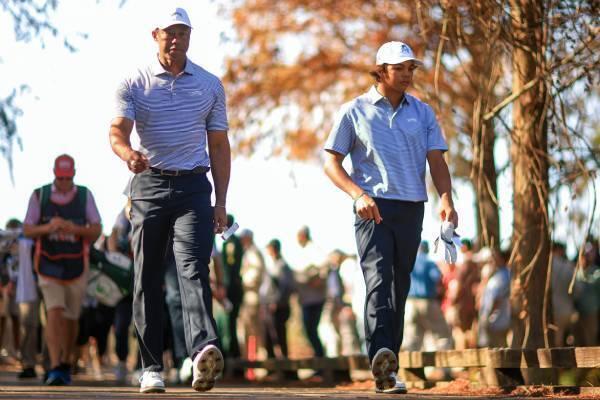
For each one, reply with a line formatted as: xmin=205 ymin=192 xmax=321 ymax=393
xmin=192 ymin=345 xmax=224 ymax=392
xmin=371 ymin=348 xmax=397 ymax=392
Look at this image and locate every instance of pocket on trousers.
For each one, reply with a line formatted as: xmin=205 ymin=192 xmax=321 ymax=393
xmin=129 ymin=171 xmax=169 ymax=201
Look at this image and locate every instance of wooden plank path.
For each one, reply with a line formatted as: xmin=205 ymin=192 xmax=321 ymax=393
xmin=1 ymin=347 xmax=598 ymax=399
xmin=227 ymin=347 xmax=600 ymax=389
xmin=0 ymin=369 xmax=507 ymax=400
xmin=0 ymin=384 xmax=594 ymax=400
xmin=0 ymin=371 xmax=598 ymax=399
xmin=0 ymin=366 xmax=481 ymax=400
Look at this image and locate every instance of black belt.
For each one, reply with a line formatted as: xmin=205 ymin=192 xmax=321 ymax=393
xmin=149 ymin=166 xmax=210 ymax=176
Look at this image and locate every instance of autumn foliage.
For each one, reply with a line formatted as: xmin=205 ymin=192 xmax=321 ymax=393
xmin=220 ymin=0 xmax=598 ymax=348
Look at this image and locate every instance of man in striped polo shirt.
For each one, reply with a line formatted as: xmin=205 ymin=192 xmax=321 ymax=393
xmin=323 ymin=41 xmax=458 ymax=394
xmin=109 ymin=7 xmax=229 ymax=394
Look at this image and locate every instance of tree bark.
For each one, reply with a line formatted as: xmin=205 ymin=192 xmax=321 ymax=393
xmin=472 ymin=74 xmax=500 ymax=249
xmin=473 ymin=120 xmax=500 ymax=250
xmin=509 ymin=0 xmax=551 ymax=349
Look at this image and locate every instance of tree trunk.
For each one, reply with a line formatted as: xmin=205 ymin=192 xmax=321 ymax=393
xmin=472 ymin=105 xmax=500 ymax=250
xmin=470 ymin=29 xmax=501 ymax=251
xmin=509 ymin=0 xmax=550 ymax=349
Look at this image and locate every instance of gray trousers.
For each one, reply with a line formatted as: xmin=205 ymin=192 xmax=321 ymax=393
xmin=354 ymin=198 xmax=424 ymax=362
xmin=130 ymin=170 xmax=218 ymax=372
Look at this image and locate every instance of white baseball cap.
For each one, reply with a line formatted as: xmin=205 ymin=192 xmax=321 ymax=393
xmin=376 ymin=41 xmax=423 ymax=66
xmin=157 ymin=7 xmax=192 ymax=29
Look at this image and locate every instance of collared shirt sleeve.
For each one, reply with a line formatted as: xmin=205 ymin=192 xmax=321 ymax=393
xmin=23 ymin=192 xmax=41 ymax=226
xmin=85 ymin=191 xmax=102 ymax=225
xmin=425 ymin=105 xmax=448 ymax=152
xmin=114 ymin=79 xmax=135 ymax=120
xmin=324 ymin=105 xmax=355 ymax=156
xmin=206 ymin=81 xmax=229 ymax=132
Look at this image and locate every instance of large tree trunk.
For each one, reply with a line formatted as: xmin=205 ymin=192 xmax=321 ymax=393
xmin=509 ymin=0 xmax=551 ymax=349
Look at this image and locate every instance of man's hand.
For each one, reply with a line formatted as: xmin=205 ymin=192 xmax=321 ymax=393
xmin=427 ymin=150 xmax=458 ymax=228
xmin=126 ymin=150 xmax=149 ymax=174
xmin=59 ymin=220 xmax=83 ymax=235
xmin=47 ymin=217 xmax=67 ymax=234
xmin=207 ymin=131 xmax=231 ymax=234
xmin=323 ymin=151 xmax=382 ymax=223
xmin=213 ymin=284 xmax=227 ymax=302
xmin=213 ymin=206 xmax=227 ymax=234
xmin=439 ymin=204 xmax=458 ymax=228
xmin=355 ymin=194 xmax=383 ymax=224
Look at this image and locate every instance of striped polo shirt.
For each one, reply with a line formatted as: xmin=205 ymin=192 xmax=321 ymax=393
xmin=325 ymin=86 xmax=448 ymax=202
xmin=114 ymin=56 xmax=228 ymax=170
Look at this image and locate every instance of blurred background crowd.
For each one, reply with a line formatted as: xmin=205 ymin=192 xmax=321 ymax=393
xmin=1 ymin=213 xmax=599 ymax=384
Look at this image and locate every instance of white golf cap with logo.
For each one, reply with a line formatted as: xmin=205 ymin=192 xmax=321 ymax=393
xmin=376 ymin=41 xmax=423 ymax=66
xmin=157 ymin=7 xmax=192 ymax=29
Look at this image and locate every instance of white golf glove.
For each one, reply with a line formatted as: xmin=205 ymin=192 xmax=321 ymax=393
xmin=434 ymin=221 xmax=460 ymax=264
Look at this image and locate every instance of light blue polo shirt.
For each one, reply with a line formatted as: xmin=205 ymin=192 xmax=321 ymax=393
xmin=114 ymin=56 xmax=228 ymax=170
xmin=325 ymin=86 xmax=448 ymax=202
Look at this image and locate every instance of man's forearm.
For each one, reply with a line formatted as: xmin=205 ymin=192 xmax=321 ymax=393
xmin=109 ymin=118 xmax=135 ymax=161
xmin=74 ymin=223 xmax=102 ymax=242
xmin=323 ymin=151 xmax=363 ymax=200
xmin=23 ymin=224 xmax=49 ymax=239
xmin=208 ymin=134 xmax=231 ymax=205
xmin=109 ymin=128 xmax=134 ymax=161
xmin=106 ymin=229 xmax=120 ymax=252
xmin=428 ymin=155 xmax=454 ymax=206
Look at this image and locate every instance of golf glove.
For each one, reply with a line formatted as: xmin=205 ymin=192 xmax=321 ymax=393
xmin=434 ymin=221 xmax=459 ymax=264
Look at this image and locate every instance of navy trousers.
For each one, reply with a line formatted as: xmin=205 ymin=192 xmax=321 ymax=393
xmin=130 ymin=169 xmax=218 ymax=372
xmin=164 ymin=252 xmax=187 ymax=367
xmin=301 ymin=302 xmax=325 ymax=357
xmin=354 ymin=198 xmax=424 ymax=362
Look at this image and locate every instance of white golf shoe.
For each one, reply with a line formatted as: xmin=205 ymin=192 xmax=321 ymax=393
xmin=139 ymin=371 xmax=165 ymax=393
xmin=192 ymin=344 xmax=224 ymax=392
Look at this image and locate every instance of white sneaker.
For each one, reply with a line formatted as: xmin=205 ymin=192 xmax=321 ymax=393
xmin=371 ymin=347 xmax=398 ymax=392
xmin=139 ymin=371 xmax=165 ymax=393
xmin=178 ymin=357 xmax=193 ymax=384
xmin=192 ymin=345 xmax=224 ymax=392
xmin=376 ymin=372 xmax=407 ymax=394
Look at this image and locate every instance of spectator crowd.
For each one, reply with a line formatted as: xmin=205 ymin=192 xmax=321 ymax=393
xmin=0 ymin=155 xmax=599 ymax=386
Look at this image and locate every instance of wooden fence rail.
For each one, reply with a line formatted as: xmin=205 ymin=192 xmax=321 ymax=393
xmin=227 ymin=346 xmax=600 ymax=388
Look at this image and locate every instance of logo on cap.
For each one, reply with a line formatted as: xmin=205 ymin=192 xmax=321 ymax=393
xmin=53 ymin=154 xmax=75 ymax=178
xmin=375 ymin=41 xmax=423 ymax=66
xmin=158 ymin=7 xmax=192 ymax=29
xmin=58 ymin=160 xmax=71 ymax=169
